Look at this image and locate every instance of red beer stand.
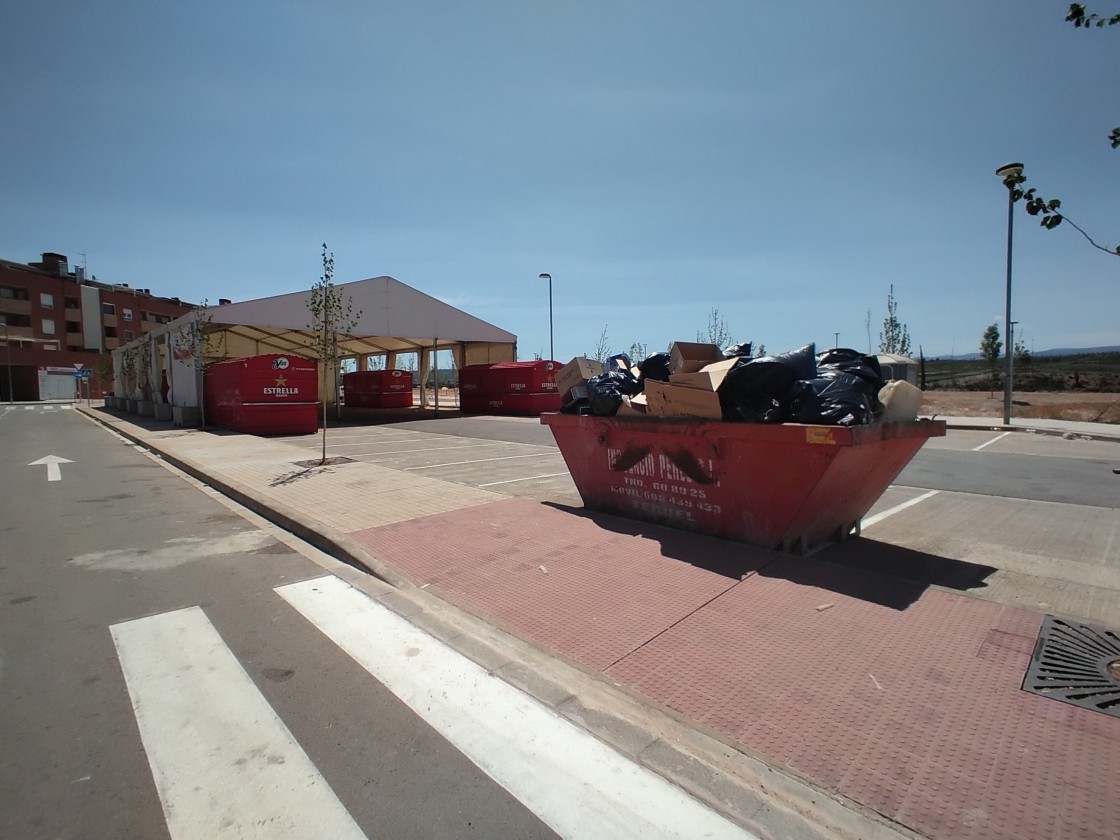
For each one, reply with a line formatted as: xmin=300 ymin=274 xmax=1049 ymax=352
xmin=204 ymin=354 xmax=319 ymax=435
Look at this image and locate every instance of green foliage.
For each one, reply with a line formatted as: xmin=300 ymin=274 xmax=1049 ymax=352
xmin=307 ymin=243 xmax=362 ymax=462
xmin=980 ymin=323 xmax=1002 ymax=367
xmin=696 ymin=307 xmax=732 ymax=349
xmin=1066 ymin=4 xmax=1120 ymax=29
xmin=878 ymin=285 xmax=912 ymax=356
xmin=307 ymin=244 xmax=361 ymax=363
xmin=628 ymin=341 xmax=648 ymax=361
xmin=589 ymin=325 xmax=612 ymax=362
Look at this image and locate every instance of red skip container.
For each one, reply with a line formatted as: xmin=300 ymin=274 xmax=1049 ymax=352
xmin=540 ymin=413 xmax=946 ymax=551
xmin=204 ymin=353 xmax=319 ymax=435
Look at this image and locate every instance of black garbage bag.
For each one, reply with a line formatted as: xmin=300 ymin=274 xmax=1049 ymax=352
xmin=636 ymin=352 xmax=671 ymax=384
xmin=587 ymin=370 xmax=642 ymax=416
xmin=716 ymin=344 xmax=815 ymax=423
xmin=816 ymin=348 xmax=884 ymax=389
xmin=607 ymin=353 xmax=633 ymax=374
xmin=788 ymin=370 xmax=878 ymax=426
xmin=723 ymin=342 xmax=753 ymax=358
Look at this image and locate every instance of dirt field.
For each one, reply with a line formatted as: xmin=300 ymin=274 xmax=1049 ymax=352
xmin=920 ymin=389 xmax=1120 ymax=424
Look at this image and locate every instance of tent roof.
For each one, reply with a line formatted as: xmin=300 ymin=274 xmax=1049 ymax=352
xmin=153 ymin=275 xmax=516 ymax=359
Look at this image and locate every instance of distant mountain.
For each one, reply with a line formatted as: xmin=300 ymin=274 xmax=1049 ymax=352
xmin=1032 ymin=346 xmax=1120 ymax=357
xmin=932 ymin=346 xmax=1120 ymax=361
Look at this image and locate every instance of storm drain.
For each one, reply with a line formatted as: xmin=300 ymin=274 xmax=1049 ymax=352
xmin=1022 ymin=615 xmax=1120 ymax=718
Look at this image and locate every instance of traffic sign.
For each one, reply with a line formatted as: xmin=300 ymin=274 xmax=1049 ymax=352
xmin=74 ymin=369 xmax=92 ymax=379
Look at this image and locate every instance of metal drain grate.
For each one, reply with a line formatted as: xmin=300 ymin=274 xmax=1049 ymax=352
xmin=1022 ymin=615 xmax=1120 ymax=718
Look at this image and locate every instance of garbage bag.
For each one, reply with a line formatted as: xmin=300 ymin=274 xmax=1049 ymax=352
xmin=607 ymin=353 xmax=633 ymax=374
xmin=816 ymin=348 xmax=884 ymax=389
xmin=636 ymin=352 xmax=671 ymax=384
xmin=716 ymin=344 xmax=815 ymax=423
xmin=788 ymin=370 xmax=878 ymax=426
xmin=587 ymin=370 xmax=642 ymax=416
xmin=723 ymin=342 xmax=753 ymax=357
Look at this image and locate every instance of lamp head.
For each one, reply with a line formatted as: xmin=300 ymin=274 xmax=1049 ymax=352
xmin=538 ymin=273 xmax=551 ymax=281
xmin=995 ymin=162 xmax=1024 ymax=181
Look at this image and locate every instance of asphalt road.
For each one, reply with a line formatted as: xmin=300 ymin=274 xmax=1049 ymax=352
xmin=0 ymin=406 xmax=559 ymax=840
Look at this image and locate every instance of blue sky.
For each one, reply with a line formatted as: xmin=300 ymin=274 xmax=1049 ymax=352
xmin=2 ymin=1 xmax=1117 ymax=361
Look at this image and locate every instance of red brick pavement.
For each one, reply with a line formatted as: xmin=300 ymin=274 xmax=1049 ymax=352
xmin=349 ymin=498 xmax=1120 ymax=840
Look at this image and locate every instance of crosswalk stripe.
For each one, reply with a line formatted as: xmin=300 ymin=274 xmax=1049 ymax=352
xmin=110 ymin=606 xmax=365 ymax=840
xmin=276 ymin=575 xmax=756 ymax=840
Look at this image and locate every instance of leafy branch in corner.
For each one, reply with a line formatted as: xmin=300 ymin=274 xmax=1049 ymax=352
xmin=1066 ymin=4 xmax=1120 ymax=147
xmin=1001 ymin=170 xmax=1120 ymax=256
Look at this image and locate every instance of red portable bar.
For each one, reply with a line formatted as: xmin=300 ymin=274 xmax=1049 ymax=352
xmin=461 ymin=391 xmax=561 ymax=415
xmin=458 ymin=360 xmax=562 ymax=416
xmin=343 ymin=370 xmax=413 ymax=408
xmin=458 ymin=364 xmax=489 ymax=395
xmin=540 ymin=413 xmax=945 ymax=551
xmin=204 ymin=354 xmax=319 ymax=435
xmin=489 ymin=361 xmax=560 ymax=395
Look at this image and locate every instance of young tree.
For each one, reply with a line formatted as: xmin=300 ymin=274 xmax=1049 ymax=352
xmin=878 ymin=285 xmax=912 ymax=356
xmin=696 ymin=307 xmax=732 ymax=348
xmin=306 ymin=243 xmax=361 ymax=465
xmin=590 ymin=325 xmax=612 ymax=362
xmin=627 ymin=341 xmax=648 ymax=361
xmin=980 ymin=323 xmax=1002 ymax=393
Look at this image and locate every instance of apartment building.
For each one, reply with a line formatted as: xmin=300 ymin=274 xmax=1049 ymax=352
xmin=0 ymin=251 xmax=196 ymax=401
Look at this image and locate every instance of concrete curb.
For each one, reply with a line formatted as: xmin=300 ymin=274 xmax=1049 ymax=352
xmin=77 ymin=406 xmax=921 ymax=840
xmin=935 ymin=420 xmax=1120 ymax=444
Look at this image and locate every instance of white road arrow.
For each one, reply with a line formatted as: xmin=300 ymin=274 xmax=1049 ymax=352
xmin=29 ymin=455 xmax=73 ymax=482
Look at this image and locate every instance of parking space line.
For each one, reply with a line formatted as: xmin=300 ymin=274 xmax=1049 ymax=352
xmin=479 ymin=472 xmax=571 ymax=487
xmin=860 ymin=489 xmax=940 ymax=529
xmin=344 ymin=443 xmax=501 ymax=458
xmin=972 ymin=431 xmax=1012 ymax=452
xmin=406 ymin=452 xmax=561 ymax=470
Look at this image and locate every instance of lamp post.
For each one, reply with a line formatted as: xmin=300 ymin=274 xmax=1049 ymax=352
xmin=538 ymin=273 xmax=553 ymax=361
xmin=0 ymin=316 xmax=11 ymax=404
xmin=833 ymin=332 xmax=839 ymax=349
xmin=995 ymin=162 xmax=1023 ymax=426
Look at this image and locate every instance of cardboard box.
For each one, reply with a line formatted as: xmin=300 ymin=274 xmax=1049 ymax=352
xmin=668 ymin=357 xmax=739 ymax=391
xmin=643 ymin=380 xmax=723 ymax=420
xmin=555 ymin=357 xmax=604 ymax=401
xmin=669 ymin=342 xmax=724 ymax=374
xmin=615 ymin=393 xmax=648 ymax=417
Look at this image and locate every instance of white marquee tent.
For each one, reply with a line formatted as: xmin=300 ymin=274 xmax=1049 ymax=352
xmin=112 ymin=275 xmax=517 ymax=419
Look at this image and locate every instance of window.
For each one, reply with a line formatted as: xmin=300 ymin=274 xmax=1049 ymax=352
xmin=66 ymin=321 xmax=81 ymax=333
xmin=0 ymin=286 xmax=29 ymax=300
xmin=104 ymin=326 xmax=117 ymax=338
xmin=124 ymin=330 xmax=135 ymax=341
xmin=123 ymin=308 xmax=133 ymax=321
xmin=0 ymin=313 xmax=31 ymax=327
xmin=102 ymin=302 xmax=115 ymax=315
xmin=65 ymin=297 xmax=79 ymax=309
xmin=42 ymin=319 xmax=56 ymax=335
xmin=40 ymin=293 xmax=54 ymax=309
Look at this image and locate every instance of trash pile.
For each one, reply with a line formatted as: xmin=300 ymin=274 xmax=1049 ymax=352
xmin=556 ymin=342 xmax=922 ymax=426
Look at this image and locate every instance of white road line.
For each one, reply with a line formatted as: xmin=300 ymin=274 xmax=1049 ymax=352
xmin=972 ymin=431 xmax=1012 ymax=451
xmin=110 ymin=607 xmax=365 ymax=840
xmin=860 ymin=489 xmax=940 ymax=529
xmin=478 ymin=471 xmax=572 ymax=487
xmin=406 ymin=452 xmax=561 ymax=470
xmin=276 ymin=576 xmax=755 ymax=840
xmin=345 ymin=443 xmax=500 ymax=458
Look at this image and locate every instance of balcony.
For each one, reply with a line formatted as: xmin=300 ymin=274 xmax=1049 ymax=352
xmin=0 ymin=298 xmax=32 ymax=317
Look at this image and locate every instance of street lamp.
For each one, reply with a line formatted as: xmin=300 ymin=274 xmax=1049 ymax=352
xmin=0 ymin=316 xmax=11 ymax=404
xmin=538 ymin=273 xmax=553 ymax=361
xmin=996 ymin=162 xmax=1023 ymax=425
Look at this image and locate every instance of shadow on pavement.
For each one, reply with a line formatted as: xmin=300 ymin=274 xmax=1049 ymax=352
xmin=543 ymin=502 xmax=997 ymax=610
xmin=542 ymin=502 xmax=777 ymax=581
